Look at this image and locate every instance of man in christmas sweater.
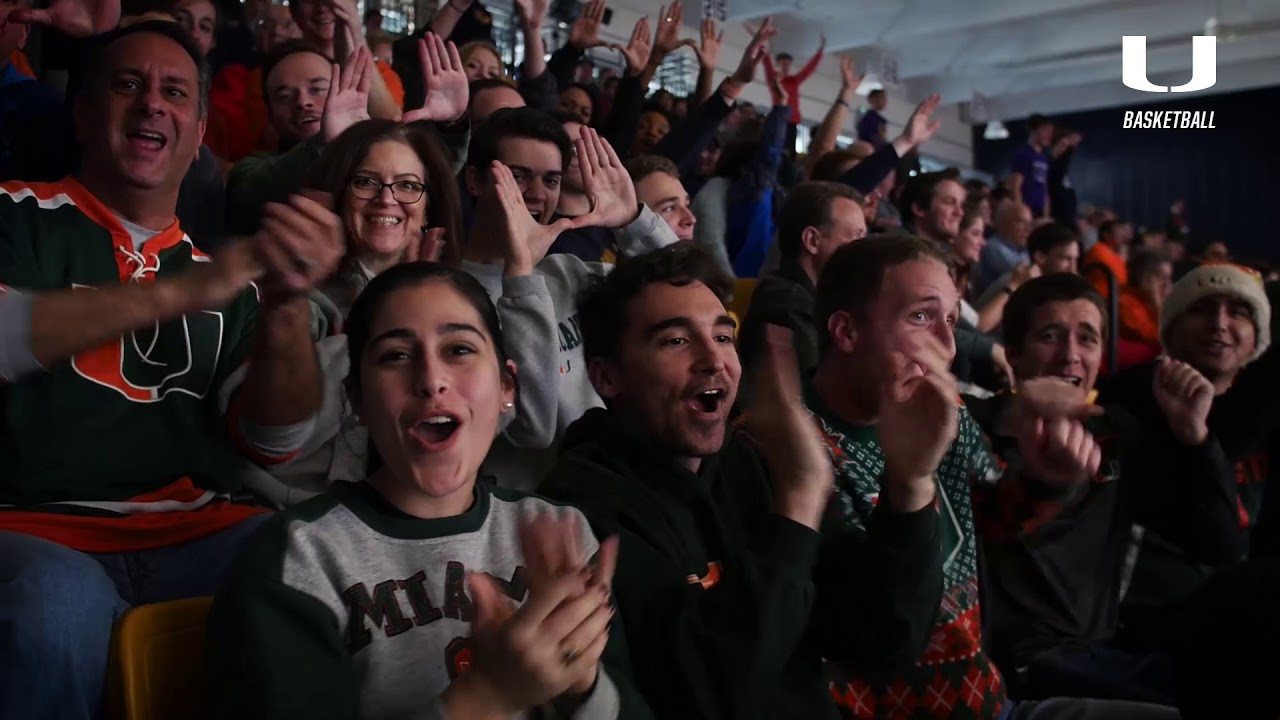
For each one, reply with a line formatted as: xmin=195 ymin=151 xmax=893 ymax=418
xmin=0 ymin=21 xmax=343 ymax=719
xmin=804 ymin=235 xmax=1174 ymax=720
xmin=966 ymin=273 xmax=1241 ymax=706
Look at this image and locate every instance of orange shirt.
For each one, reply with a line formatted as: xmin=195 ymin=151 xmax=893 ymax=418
xmin=1118 ymin=286 xmax=1160 ymax=348
xmin=9 ymin=50 xmax=34 ymax=78
xmin=1084 ymin=242 xmax=1127 ymax=300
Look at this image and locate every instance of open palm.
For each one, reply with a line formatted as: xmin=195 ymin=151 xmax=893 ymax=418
xmin=322 ymin=47 xmax=372 ymax=143
xmin=403 ymin=33 xmax=469 ymax=124
xmin=569 ymin=128 xmax=638 ymax=230
xmin=488 ymin=162 xmax=574 ymax=276
xmin=10 ymin=0 xmax=120 ymax=37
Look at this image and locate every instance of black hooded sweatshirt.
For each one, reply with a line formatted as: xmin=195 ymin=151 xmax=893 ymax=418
xmin=537 ymin=407 xmax=840 ymax=720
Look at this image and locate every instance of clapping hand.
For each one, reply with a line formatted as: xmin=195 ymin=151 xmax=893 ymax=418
xmin=254 ymin=191 xmax=345 ymax=301
xmin=322 ymin=46 xmax=373 ymax=143
xmin=403 ymin=227 xmax=447 ymax=263
xmin=403 ymin=33 xmax=469 ymax=124
xmin=463 ymin=511 xmax=617 ymax=711
xmin=743 ymin=324 xmax=833 ymax=530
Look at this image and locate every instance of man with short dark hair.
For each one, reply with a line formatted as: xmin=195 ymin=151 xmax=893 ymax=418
xmin=976 ymin=222 xmax=1081 ymax=306
xmin=897 ymin=170 xmax=964 ymax=244
xmin=1010 ymin=113 xmax=1053 ymax=219
xmin=806 ymin=236 xmax=1175 ymax=718
xmin=857 ymin=88 xmax=888 ymax=147
xmin=460 ymin=110 xmax=678 ymax=490
xmin=0 ymin=22 xmax=344 ymax=717
xmin=969 ymin=272 xmax=1238 ymax=707
xmin=737 ymin=180 xmax=865 ymax=379
xmin=540 ymin=242 xmax=849 ymax=720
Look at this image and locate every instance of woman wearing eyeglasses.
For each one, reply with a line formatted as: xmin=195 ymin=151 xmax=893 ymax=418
xmin=237 ymin=118 xmax=463 ymax=508
xmin=304 ymin=118 xmax=464 ymax=323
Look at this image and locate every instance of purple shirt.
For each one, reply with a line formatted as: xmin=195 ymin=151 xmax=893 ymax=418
xmin=1012 ymin=143 xmax=1049 ymax=215
xmin=857 ymin=109 xmax=887 ymax=147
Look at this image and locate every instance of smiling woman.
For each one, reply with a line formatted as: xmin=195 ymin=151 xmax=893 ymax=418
xmin=208 ymin=261 xmax=640 ymax=720
xmin=305 ymin=118 xmax=463 ymax=321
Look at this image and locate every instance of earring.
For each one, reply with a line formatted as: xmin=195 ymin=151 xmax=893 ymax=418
xmin=502 ymin=401 xmax=514 ymax=411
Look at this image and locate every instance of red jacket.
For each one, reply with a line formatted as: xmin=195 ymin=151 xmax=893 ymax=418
xmin=762 ymin=47 xmax=823 ymax=124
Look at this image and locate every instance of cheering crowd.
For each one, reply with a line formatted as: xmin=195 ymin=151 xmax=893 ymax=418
xmin=2 ymin=0 xmax=1279 ymax=718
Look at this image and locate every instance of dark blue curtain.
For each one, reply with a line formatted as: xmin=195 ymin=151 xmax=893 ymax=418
xmin=973 ymin=85 xmax=1280 ymax=264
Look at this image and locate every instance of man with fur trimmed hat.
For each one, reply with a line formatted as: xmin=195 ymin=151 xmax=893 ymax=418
xmin=1098 ymin=262 xmax=1277 ymax=651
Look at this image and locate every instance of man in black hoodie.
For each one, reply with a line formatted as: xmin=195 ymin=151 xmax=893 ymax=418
xmin=540 ymin=243 xmax=939 ymax=719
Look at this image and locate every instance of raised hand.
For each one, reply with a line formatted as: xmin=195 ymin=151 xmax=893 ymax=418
xmin=744 ymin=324 xmax=833 ymax=530
xmin=254 ymin=191 xmax=345 ymax=300
xmin=512 ymin=0 xmax=549 ymax=29
xmin=651 ymin=1 xmax=685 ymax=58
xmin=403 ymin=33 xmax=469 ymax=124
xmin=568 ymin=127 xmax=640 ymax=230
xmin=8 ymin=0 xmax=120 ymax=37
xmin=894 ymin=93 xmax=943 ymax=152
xmin=322 ymin=46 xmax=373 ymax=143
xmin=486 ymin=161 xmax=574 ymax=278
xmin=403 ymin=227 xmax=447 ymax=263
xmin=568 ymin=0 xmax=607 ymax=49
xmin=728 ymin=16 xmax=775 ymax=87
xmin=1153 ymin=356 xmax=1214 ymax=445
xmin=877 ymin=332 xmax=957 ymax=512
xmin=328 ymin=0 xmax=363 ymax=57
xmin=611 ymin=16 xmax=651 ymax=76
xmin=686 ymin=16 xmax=723 ymax=70
xmin=839 ymin=54 xmax=865 ymax=96
xmin=1017 ymin=416 xmax=1102 ymax=489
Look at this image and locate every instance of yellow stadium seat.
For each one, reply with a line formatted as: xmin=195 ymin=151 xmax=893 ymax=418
xmin=729 ymin=278 xmax=758 ymax=326
xmin=106 ymin=597 xmax=214 ymax=720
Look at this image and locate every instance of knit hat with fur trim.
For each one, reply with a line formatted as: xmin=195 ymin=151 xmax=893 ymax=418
xmin=1160 ymin=263 xmax=1271 ymax=362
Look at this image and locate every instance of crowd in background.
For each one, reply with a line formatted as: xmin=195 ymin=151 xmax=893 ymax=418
xmin=2 ymin=0 xmax=1280 ymax=718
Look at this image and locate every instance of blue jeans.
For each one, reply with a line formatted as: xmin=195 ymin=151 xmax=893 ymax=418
xmin=0 ymin=515 xmax=269 ymax=720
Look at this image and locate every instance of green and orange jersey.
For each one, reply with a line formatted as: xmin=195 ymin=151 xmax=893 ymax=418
xmin=0 ymin=178 xmax=275 ymax=553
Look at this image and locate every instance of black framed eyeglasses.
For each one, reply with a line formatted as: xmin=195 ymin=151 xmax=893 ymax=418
xmin=349 ymin=174 xmax=427 ymax=203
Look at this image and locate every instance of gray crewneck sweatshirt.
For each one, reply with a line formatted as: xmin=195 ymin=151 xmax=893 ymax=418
xmin=462 ymin=204 xmax=679 ymax=490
